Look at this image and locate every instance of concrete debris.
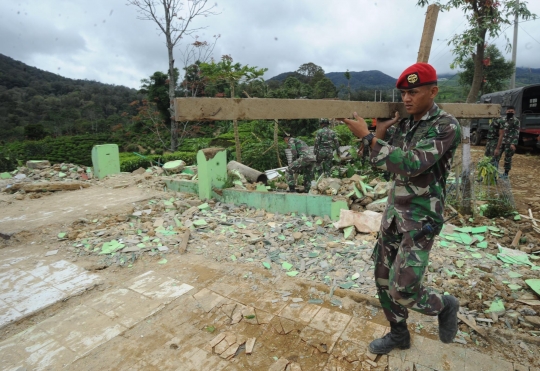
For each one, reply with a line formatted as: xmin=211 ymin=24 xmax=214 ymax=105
xmin=333 ymin=209 xmax=383 ymax=233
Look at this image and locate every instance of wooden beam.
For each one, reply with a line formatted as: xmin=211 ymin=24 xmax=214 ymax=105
xmin=174 ymin=98 xmax=499 ymax=121
xmin=417 ymin=4 xmax=440 ymax=63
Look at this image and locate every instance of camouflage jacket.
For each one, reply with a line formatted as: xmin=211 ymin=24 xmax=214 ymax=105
xmin=487 ymin=118 xmax=504 ymax=140
xmin=501 ymin=117 xmax=520 ymax=145
xmin=289 ymin=137 xmax=315 ymax=161
xmin=314 ymin=127 xmax=339 ymax=157
xmin=369 ymin=103 xmax=461 ymax=233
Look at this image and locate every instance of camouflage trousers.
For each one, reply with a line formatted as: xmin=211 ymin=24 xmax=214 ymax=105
xmin=373 ymin=220 xmax=446 ymax=324
xmin=493 ymin=144 xmax=516 ymax=173
xmin=286 ymin=157 xmax=315 ymax=191
xmin=484 ymin=139 xmax=498 ymax=158
xmin=316 ymin=153 xmax=333 ymax=177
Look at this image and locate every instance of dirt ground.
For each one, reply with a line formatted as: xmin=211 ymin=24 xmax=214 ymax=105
xmin=1 ymin=146 xmax=540 ymax=370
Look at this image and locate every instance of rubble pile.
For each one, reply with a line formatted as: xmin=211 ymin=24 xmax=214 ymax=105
xmin=310 ymin=174 xmax=389 ymax=213
xmin=49 ymin=189 xmax=540 ymax=341
xmin=0 ymin=161 xmax=199 ymax=198
xmin=1 ymin=161 xmax=94 ymax=185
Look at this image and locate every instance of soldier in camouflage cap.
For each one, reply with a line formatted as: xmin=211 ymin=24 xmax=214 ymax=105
xmin=314 ymin=118 xmax=340 ymax=177
xmin=494 ymin=106 xmax=520 ymax=177
xmin=484 ymin=117 xmax=504 ymax=158
xmin=340 ymin=62 xmax=461 ymax=354
xmin=283 ymin=133 xmax=316 ymax=192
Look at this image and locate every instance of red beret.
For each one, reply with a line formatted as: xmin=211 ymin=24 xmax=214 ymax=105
xmin=396 ymin=63 xmax=437 ymax=89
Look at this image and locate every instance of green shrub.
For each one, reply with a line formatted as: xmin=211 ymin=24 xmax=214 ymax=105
xmin=333 ymin=124 xmax=357 ymax=146
xmin=119 ymin=151 xmax=197 ymax=172
xmin=0 ymin=147 xmax=18 ymax=172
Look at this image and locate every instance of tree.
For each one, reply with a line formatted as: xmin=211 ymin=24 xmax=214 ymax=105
xmin=418 ymin=0 xmax=536 ymax=214
xmin=458 ymin=45 xmax=514 ymax=96
xmin=296 ymin=62 xmax=325 ymax=86
xmin=178 ymin=35 xmax=220 ymax=97
xmin=417 ymin=0 xmax=535 ymax=103
xmin=127 ymin=0 xmax=218 ymax=151
xmin=200 ymin=55 xmax=267 ymax=162
xmin=344 ymin=70 xmax=351 ymax=100
xmin=139 ymin=71 xmax=177 ymax=121
xmin=313 ymin=77 xmax=337 ymax=99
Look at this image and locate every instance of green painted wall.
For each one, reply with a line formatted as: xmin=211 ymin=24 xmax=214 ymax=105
xmin=197 ymin=149 xmax=227 ymax=200
xmin=164 ymin=179 xmax=199 ymax=194
xmin=91 ymin=144 xmax=120 ymax=180
xmin=165 ymin=149 xmax=349 ymax=220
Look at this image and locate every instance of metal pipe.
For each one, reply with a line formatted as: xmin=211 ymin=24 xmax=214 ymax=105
xmin=227 ymin=161 xmax=268 ymax=184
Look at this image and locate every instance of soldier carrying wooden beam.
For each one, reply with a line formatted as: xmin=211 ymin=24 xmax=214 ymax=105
xmin=340 ymin=62 xmax=460 ymax=354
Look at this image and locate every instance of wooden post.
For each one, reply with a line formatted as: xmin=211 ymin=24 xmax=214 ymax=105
xmin=417 ymin=4 xmax=440 ymax=63
xmin=274 ymin=119 xmax=282 ymax=167
xmin=511 ymin=230 xmax=522 ymax=247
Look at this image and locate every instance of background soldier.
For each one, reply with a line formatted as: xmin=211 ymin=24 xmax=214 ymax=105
xmin=314 ymin=118 xmax=340 ymax=177
xmin=485 ymin=117 xmax=504 ymax=158
xmin=283 ymin=133 xmax=315 ymax=192
xmin=340 ymin=63 xmax=461 ymax=354
xmin=494 ymin=106 xmax=520 ymax=178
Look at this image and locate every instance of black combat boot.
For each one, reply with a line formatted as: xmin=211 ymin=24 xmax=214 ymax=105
xmin=438 ymin=295 xmax=459 ymax=343
xmin=368 ymin=321 xmax=411 ymax=354
xmin=288 ymin=185 xmax=296 ymax=193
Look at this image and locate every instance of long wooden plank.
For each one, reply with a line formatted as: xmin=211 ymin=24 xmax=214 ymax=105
xmin=174 ymin=98 xmax=499 ymax=121
xmin=417 ymin=4 xmax=440 ymax=63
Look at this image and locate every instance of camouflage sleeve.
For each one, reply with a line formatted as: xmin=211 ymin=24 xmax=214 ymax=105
xmin=333 ymin=131 xmax=340 ymax=151
xmin=290 ymin=139 xmax=299 ymax=159
xmin=314 ymin=131 xmax=321 ymax=155
xmin=510 ymin=119 xmax=520 ymax=145
xmin=369 ymin=119 xmax=460 ymax=177
xmin=384 ymin=125 xmax=397 ymax=144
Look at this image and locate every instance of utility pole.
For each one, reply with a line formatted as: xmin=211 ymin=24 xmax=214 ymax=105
xmin=510 ymin=0 xmax=519 ymax=89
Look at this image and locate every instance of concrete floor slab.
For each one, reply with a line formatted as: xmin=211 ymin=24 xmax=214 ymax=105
xmin=86 ymin=288 xmax=134 ymax=313
xmin=340 ymin=317 xmax=389 ymax=344
xmin=9 ymin=284 xmax=65 ymax=317
xmin=104 ymin=294 xmax=165 ymax=328
xmin=463 ymin=350 xmax=514 ymax=371
xmin=193 ymin=288 xmax=227 ymax=312
xmin=175 ymin=346 xmax=229 ymax=371
xmin=127 ymin=271 xmax=173 ymax=295
xmin=406 ymin=336 xmax=466 ymax=371
xmin=0 ymin=300 xmax=22 ymax=326
xmin=278 ymin=302 xmax=321 ymax=325
xmin=0 ymin=260 xmax=100 ymax=328
xmin=253 ymin=294 xmax=290 ymax=315
xmin=38 ymin=304 xmax=127 ymax=356
xmin=142 ymin=279 xmax=194 ymax=302
xmin=309 ymin=307 xmax=352 ymax=336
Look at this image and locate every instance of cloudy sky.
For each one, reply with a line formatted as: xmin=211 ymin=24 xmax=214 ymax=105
xmin=1 ymin=0 xmax=539 ymax=89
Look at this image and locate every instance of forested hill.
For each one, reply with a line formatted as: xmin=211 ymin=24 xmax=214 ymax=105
xmin=0 ymin=53 xmax=141 ymax=142
xmin=268 ymin=70 xmax=397 ymax=90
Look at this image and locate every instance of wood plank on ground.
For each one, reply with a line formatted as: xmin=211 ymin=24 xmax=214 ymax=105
xmin=174 ymin=98 xmax=499 ymax=121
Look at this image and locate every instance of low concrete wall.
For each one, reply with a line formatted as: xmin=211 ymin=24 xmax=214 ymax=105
xmin=164 ymin=178 xmax=347 ymax=220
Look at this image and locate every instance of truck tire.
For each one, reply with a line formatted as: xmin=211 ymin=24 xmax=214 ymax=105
xmin=470 ymin=130 xmax=482 ymax=146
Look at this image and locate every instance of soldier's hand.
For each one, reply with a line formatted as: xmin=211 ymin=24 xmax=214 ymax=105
xmin=494 ymin=148 xmax=500 ymax=156
xmin=339 ymin=112 xmax=369 ymax=138
xmin=510 ymin=144 xmax=516 ymax=151
xmin=375 ymin=111 xmax=399 ymax=140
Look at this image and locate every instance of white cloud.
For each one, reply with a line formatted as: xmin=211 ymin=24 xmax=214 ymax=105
xmin=0 ymin=0 xmax=539 ymax=88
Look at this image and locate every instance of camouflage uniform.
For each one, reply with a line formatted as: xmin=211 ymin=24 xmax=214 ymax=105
xmin=493 ymin=116 xmax=520 ymax=174
xmin=286 ymin=137 xmax=316 ymax=191
xmin=369 ymin=103 xmax=461 ymax=324
xmin=314 ymin=126 xmax=340 ymax=177
xmin=484 ymin=118 xmax=503 ymax=158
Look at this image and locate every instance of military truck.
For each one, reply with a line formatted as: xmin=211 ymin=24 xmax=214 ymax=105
xmin=470 ymin=83 xmax=540 ymax=148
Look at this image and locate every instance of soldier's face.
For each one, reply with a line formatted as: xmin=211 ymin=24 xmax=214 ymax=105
xmin=400 ymin=85 xmax=438 ymax=120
